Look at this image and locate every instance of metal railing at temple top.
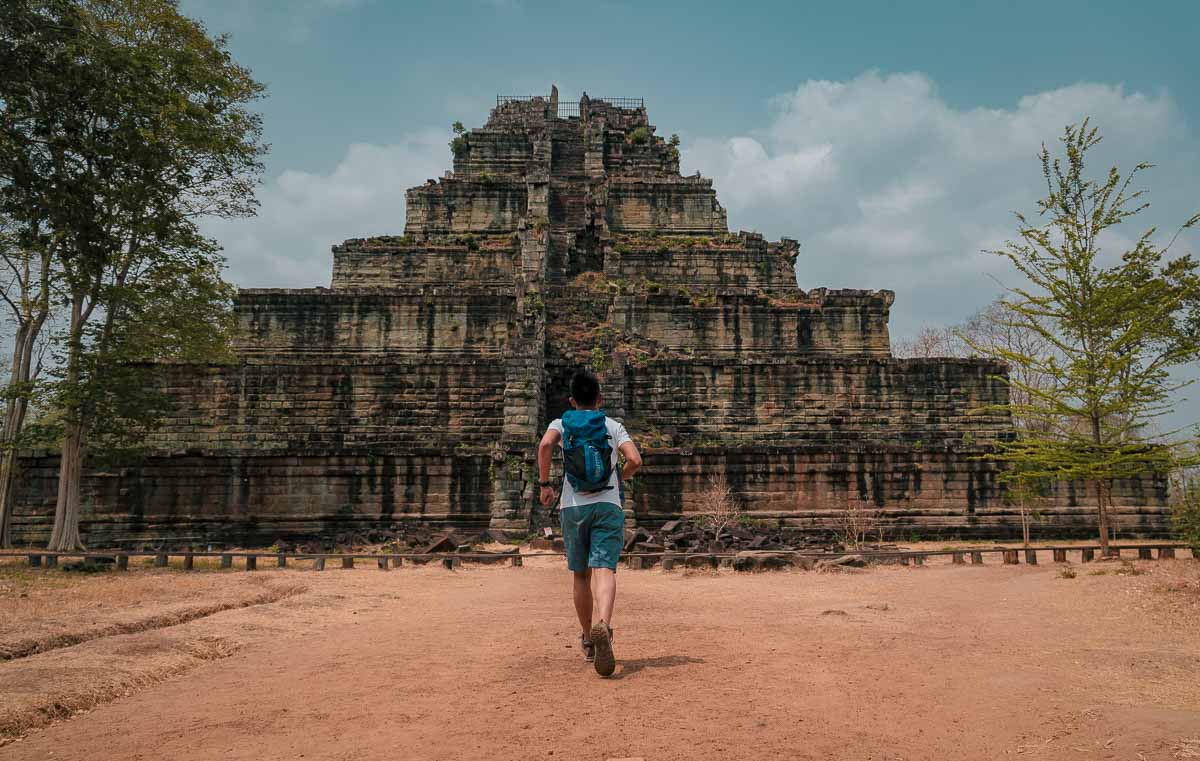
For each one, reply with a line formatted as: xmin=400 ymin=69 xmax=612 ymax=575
xmin=494 ymin=95 xmax=645 ymax=119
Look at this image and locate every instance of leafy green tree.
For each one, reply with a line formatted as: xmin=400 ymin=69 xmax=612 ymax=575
xmin=0 ymin=0 xmax=264 ymax=549
xmin=0 ymin=215 xmax=59 ymax=546
xmin=1168 ymin=439 xmax=1200 ymax=552
xmin=977 ymin=120 xmax=1200 ymax=554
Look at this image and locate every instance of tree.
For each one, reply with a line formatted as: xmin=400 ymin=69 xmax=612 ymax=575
xmin=892 ymin=325 xmax=961 ymax=359
xmin=978 ymin=120 xmax=1200 ymax=555
xmin=0 ymin=0 xmax=264 ymax=549
xmin=1168 ymin=437 xmax=1200 ymax=553
xmin=0 ymin=214 xmax=59 ymax=546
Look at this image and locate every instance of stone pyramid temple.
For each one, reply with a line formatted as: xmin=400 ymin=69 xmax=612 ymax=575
xmin=14 ymin=89 xmax=1169 ymax=545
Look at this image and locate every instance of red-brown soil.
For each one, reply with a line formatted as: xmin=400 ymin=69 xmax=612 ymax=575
xmin=1 ymin=553 xmax=1198 ymax=760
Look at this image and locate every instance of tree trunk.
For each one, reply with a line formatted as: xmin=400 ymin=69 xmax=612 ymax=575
xmin=1095 ymin=479 xmax=1111 ymax=556
xmin=0 ymin=449 xmax=20 ymax=547
xmin=48 ymin=293 xmax=88 ymax=551
xmin=0 ymin=319 xmax=40 ymax=548
xmin=1019 ymin=495 xmax=1030 ymax=548
xmin=47 ymin=421 xmax=86 ymax=551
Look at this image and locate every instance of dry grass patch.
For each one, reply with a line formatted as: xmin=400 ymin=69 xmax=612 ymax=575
xmin=0 ymin=566 xmax=304 ymax=661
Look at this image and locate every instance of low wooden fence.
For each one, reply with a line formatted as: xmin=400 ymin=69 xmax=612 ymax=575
xmin=0 ymin=542 xmax=1193 ymax=572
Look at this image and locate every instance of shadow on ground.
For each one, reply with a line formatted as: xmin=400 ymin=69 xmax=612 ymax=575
xmin=609 ymin=655 xmax=705 ymax=680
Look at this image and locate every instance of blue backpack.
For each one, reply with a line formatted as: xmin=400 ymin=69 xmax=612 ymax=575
xmin=561 ymin=410 xmax=614 ymax=493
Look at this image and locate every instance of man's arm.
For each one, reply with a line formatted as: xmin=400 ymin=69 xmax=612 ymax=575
xmin=537 ymin=427 xmax=562 ymax=506
xmin=618 ymin=440 xmax=642 ymax=481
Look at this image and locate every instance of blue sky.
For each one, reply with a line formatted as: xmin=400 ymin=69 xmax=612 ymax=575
xmin=181 ymin=0 xmax=1200 ymax=431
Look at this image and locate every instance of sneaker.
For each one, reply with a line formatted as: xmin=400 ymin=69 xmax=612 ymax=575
xmin=581 ymin=635 xmax=595 ymax=663
xmin=589 ymin=621 xmax=615 ymax=677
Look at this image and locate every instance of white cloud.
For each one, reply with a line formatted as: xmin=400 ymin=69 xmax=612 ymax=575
xmin=684 ymin=70 xmax=1200 ymax=428
xmin=203 ymin=130 xmax=448 ymax=288
xmin=685 ymin=71 xmax=1197 ymax=327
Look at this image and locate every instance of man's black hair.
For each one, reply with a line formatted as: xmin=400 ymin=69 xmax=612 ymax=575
xmin=570 ymin=371 xmax=601 ymax=407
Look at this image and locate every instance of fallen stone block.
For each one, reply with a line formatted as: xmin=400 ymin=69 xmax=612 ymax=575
xmin=423 ymin=533 xmax=459 ymax=554
xmin=815 ymin=555 xmax=867 ymax=570
xmin=733 ymin=550 xmax=794 ymax=571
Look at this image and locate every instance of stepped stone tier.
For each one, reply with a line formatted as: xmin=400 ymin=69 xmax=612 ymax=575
xmin=12 ymin=88 xmax=1170 ymax=546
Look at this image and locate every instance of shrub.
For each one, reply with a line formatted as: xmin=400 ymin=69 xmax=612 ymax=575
xmin=628 ymin=126 xmax=651 ymax=144
xmin=835 ymin=499 xmax=880 ymax=550
xmin=692 ymin=475 xmax=744 ymax=537
xmin=1169 ymin=467 xmax=1200 ymax=551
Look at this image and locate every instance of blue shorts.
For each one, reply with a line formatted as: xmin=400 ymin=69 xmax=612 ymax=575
xmin=559 ymin=502 xmax=624 ymax=572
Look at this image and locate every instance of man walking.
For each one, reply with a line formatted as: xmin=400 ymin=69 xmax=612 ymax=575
xmin=537 ymin=371 xmax=642 ymax=677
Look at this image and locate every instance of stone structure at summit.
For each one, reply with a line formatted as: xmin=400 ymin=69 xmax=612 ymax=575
xmin=11 ymin=88 xmax=1169 ymax=545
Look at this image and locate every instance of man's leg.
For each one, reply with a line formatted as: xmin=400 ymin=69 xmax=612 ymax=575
xmin=572 ymin=569 xmax=593 ymax=635
xmin=586 ymin=503 xmax=624 ymax=677
xmin=591 ymin=566 xmax=616 ymax=627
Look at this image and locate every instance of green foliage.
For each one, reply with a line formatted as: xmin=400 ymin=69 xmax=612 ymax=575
xmin=589 ymin=344 xmax=611 ymax=373
xmin=667 ymin=133 xmax=681 ymax=163
xmin=449 ymin=122 xmax=468 ymax=158
xmin=1170 ymin=465 xmax=1200 ymax=551
xmin=628 ymin=126 xmax=651 ymax=145
xmin=0 ymin=0 xmax=265 ymax=547
xmin=972 ymin=120 xmax=1200 ymax=547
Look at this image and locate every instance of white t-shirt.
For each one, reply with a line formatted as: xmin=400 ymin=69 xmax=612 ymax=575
xmin=548 ymin=415 xmax=632 ymax=508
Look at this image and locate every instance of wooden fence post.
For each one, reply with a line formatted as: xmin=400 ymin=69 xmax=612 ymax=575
xmin=1157 ymin=547 xmax=1175 ymax=559
xmin=154 ymin=554 xmax=168 ymax=568
xmin=313 ymin=557 xmax=326 ymax=571
xmin=277 ymin=554 xmax=288 ymax=568
xmin=183 ymin=554 xmax=194 ymax=571
xmin=1052 ymin=549 xmax=1066 ymax=563
xmin=1024 ymin=549 xmax=1038 ymax=565
xmin=1138 ymin=548 xmax=1153 ymax=560
xmin=378 ymin=557 xmax=389 ymax=570
xmin=951 ymin=552 xmax=965 ymax=565
xmin=245 ymin=555 xmax=257 ymax=571
xmin=220 ymin=554 xmax=233 ymax=569
xmin=45 ymin=554 xmax=57 ymax=568
xmin=1081 ymin=548 xmax=1095 ymax=563
xmin=28 ymin=554 xmax=41 ymax=568
xmin=117 ymin=554 xmax=129 ymax=570
xmin=342 ymin=557 xmax=354 ymax=569
xmin=970 ymin=551 xmax=983 ymax=565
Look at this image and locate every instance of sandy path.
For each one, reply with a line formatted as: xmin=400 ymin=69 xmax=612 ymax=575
xmin=1 ymin=558 xmax=1198 ymax=761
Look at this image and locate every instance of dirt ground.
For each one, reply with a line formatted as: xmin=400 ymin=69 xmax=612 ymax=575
xmin=1 ymin=552 xmax=1198 ymax=761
